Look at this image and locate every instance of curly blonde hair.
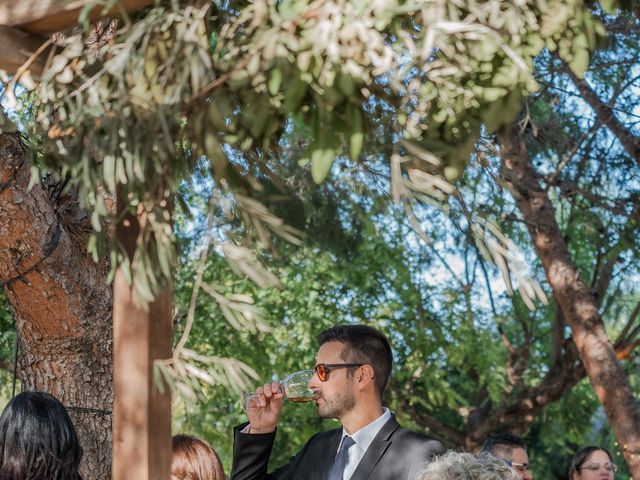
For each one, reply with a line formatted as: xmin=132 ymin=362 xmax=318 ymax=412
xmin=416 ymin=452 xmax=518 ymax=480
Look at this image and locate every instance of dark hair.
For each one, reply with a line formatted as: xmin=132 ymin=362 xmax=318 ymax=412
xmin=171 ymin=434 xmax=225 ymax=480
xmin=0 ymin=391 xmax=83 ymax=480
xmin=318 ymin=324 xmax=392 ymax=398
xmin=569 ymin=446 xmax=613 ymax=480
xmin=481 ymin=432 xmax=527 ymax=458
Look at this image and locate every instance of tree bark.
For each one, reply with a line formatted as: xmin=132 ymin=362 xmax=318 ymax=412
xmin=0 ymin=132 xmax=113 ymax=479
xmin=499 ymin=124 xmax=640 ymax=478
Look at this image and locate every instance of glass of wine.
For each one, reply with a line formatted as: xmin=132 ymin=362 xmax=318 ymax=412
xmin=243 ymin=370 xmax=317 ymax=409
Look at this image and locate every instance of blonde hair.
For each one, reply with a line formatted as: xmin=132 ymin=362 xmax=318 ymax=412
xmin=416 ymin=452 xmax=518 ymax=480
xmin=171 ymin=434 xmax=225 ymax=480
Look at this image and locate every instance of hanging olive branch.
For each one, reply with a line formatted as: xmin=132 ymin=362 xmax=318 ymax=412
xmin=2 ymin=0 xmax=604 ymax=306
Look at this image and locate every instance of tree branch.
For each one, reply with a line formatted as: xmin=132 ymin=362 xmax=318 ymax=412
xmin=563 ymin=63 xmax=640 ymax=166
xmin=404 ymin=402 xmax=465 ymax=447
xmin=614 ymin=301 xmax=640 ymax=351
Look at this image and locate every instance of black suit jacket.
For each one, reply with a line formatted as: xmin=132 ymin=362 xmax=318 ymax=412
xmin=230 ymin=415 xmax=446 ymax=480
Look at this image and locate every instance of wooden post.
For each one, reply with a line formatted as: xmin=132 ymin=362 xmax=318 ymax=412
xmin=112 ymin=202 xmax=172 ymax=480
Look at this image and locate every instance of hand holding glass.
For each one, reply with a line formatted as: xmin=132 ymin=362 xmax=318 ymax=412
xmin=243 ymin=370 xmax=317 ymax=409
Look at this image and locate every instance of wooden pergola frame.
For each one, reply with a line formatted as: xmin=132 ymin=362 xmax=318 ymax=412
xmin=0 ymin=0 xmax=153 ymax=74
xmin=1 ymin=2 xmax=172 ymax=480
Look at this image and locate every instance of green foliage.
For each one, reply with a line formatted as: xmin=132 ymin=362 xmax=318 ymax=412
xmin=2 ymin=0 xmax=606 ymax=303
xmin=0 ymin=292 xmax=18 ymax=411
xmin=525 ymin=380 xmax=602 ymax=479
xmin=170 ymin=245 xmax=341 ymax=469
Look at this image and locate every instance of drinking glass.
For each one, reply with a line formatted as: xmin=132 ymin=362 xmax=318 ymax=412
xmin=243 ymin=370 xmax=317 ymax=409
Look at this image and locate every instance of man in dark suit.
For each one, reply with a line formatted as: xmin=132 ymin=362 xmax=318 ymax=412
xmin=231 ymin=324 xmax=446 ymax=480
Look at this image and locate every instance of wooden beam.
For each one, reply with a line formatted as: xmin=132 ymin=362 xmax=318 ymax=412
xmin=112 ymin=276 xmax=172 ymax=480
xmin=112 ymin=191 xmax=172 ymax=480
xmin=0 ymin=0 xmax=153 ymax=34
xmin=0 ymin=26 xmax=48 ymax=76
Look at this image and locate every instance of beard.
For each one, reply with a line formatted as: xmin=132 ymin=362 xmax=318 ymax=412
xmin=316 ymin=388 xmax=356 ymax=419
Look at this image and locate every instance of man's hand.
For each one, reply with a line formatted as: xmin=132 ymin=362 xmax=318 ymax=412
xmin=246 ymin=381 xmax=285 ymax=434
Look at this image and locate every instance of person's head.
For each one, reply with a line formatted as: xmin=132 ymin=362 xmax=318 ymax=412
xmin=171 ymin=434 xmax=225 ymax=480
xmin=416 ymin=451 xmax=518 ymax=480
xmin=481 ymin=433 xmax=531 ymax=480
xmin=310 ymin=324 xmax=392 ymax=419
xmin=569 ymin=447 xmax=616 ymax=480
xmin=0 ymin=391 xmax=83 ymax=480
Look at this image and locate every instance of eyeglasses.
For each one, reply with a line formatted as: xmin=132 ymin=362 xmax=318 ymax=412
xmin=506 ymin=461 xmax=530 ymax=473
xmin=314 ymin=363 xmax=363 ymax=382
xmin=579 ymin=463 xmax=617 ymax=474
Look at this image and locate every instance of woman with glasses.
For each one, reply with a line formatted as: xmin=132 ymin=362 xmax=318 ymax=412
xmin=569 ymin=446 xmax=617 ymax=480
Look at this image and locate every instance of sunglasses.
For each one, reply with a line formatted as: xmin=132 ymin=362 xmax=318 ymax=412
xmin=314 ymin=363 xmax=363 ymax=382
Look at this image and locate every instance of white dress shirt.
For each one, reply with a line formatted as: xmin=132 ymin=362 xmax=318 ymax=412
xmin=337 ymin=407 xmax=392 ymax=480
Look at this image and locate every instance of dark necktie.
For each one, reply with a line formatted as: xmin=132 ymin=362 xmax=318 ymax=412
xmin=327 ymin=436 xmax=356 ymax=480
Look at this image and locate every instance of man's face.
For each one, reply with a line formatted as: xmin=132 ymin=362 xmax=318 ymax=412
xmin=309 ymin=341 xmax=357 ymax=420
xmin=508 ymin=447 xmax=532 ymax=480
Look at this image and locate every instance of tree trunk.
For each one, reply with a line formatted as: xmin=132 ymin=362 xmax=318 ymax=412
xmin=0 ymin=132 xmax=113 ymax=479
xmin=499 ymin=124 xmax=640 ymax=478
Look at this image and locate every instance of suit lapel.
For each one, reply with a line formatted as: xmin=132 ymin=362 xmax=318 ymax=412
xmin=349 ymin=416 xmax=400 ymax=480
xmin=312 ymin=428 xmax=342 ymax=480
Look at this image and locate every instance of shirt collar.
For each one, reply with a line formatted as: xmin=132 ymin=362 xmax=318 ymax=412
xmin=340 ymin=408 xmax=391 ymax=453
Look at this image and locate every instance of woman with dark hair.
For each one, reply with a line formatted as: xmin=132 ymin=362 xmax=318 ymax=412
xmin=570 ymin=446 xmax=617 ymax=480
xmin=0 ymin=391 xmax=83 ymax=480
xmin=172 ymin=434 xmax=225 ymax=480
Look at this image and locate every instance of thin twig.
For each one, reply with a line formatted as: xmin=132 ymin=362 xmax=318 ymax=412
xmin=172 ymin=194 xmax=217 ymax=361
xmin=186 ymin=57 xmax=250 ymax=108
xmin=12 ymin=38 xmax=54 ymax=84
